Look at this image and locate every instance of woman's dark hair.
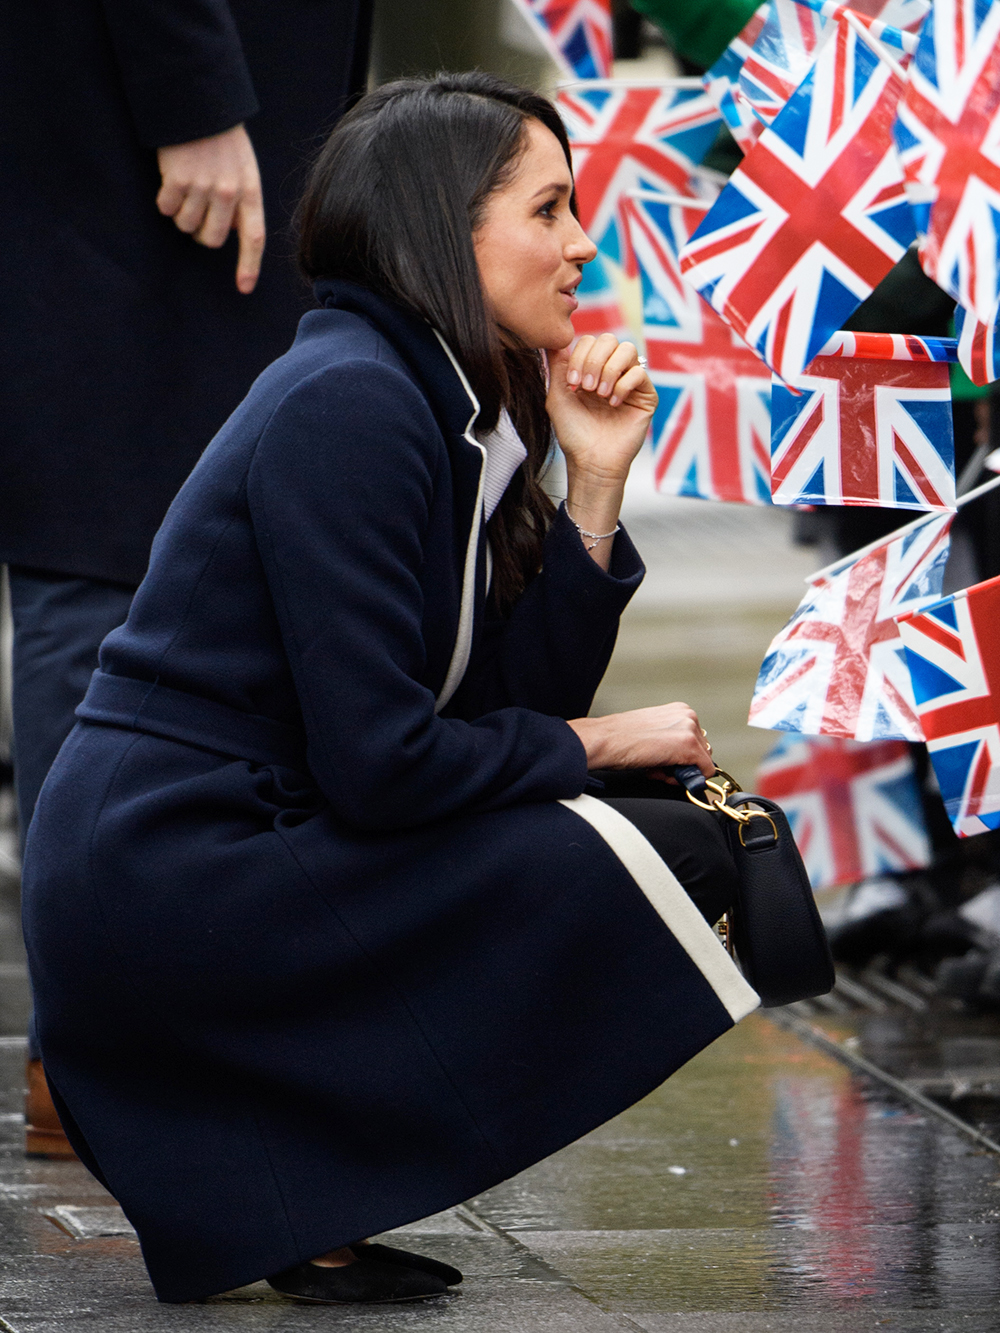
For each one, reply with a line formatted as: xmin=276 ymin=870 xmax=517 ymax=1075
xmin=298 ymin=71 xmax=578 ymax=612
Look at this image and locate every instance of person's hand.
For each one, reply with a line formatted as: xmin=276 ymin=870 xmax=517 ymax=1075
xmin=546 ymin=335 xmax=658 ymax=486
xmin=567 ymin=703 xmax=714 ymax=778
xmin=156 ymin=124 xmax=265 ymax=294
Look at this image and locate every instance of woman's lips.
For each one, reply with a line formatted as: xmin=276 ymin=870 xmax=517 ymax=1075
xmin=560 ymin=287 xmax=579 ymax=311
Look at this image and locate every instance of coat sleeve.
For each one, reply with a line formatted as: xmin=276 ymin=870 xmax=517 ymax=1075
xmin=444 ymin=506 xmax=644 ymax=722
xmin=98 ymin=0 xmax=259 ymax=147
xmin=247 ymin=361 xmax=590 ymax=833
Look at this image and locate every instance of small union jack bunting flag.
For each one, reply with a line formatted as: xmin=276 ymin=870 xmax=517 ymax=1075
xmin=818 ymin=329 xmax=957 ymax=362
xmin=755 ymin=732 xmax=930 ymax=890
xmin=624 ymin=192 xmax=772 ymax=504
xmin=857 ymin=0 xmax=929 ymax=33
xmin=557 ymin=83 xmax=721 ymax=267
xmin=894 ymin=0 xmax=1000 ymax=326
xmin=955 ymin=306 xmax=1000 ymax=386
xmin=741 ymin=0 xmax=918 ymax=129
xmin=509 ymin=0 xmax=612 ymax=79
xmin=897 ymin=573 xmax=1000 ymax=836
xmin=739 ymin=0 xmax=831 ymax=129
xmin=703 ymin=4 xmax=770 ymax=153
xmin=749 ymin=510 xmax=952 ymax=740
xmin=769 ymin=352 xmax=955 ymax=510
xmin=680 ymin=21 xmax=916 ymax=383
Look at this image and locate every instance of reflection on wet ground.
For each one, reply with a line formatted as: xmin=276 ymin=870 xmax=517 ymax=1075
xmin=474 ymin=1013 xmax=1000 ymax=1321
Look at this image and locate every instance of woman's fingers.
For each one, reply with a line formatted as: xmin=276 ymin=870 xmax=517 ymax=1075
xmin=595 ymin=341 xmax=641 ymax=397
xmin=564 ymin=336 xmax=649 ymax=406
xmin=567 ymin=702 xmax=714 ymax=774
xmin=566 ymin=333 xmax=621 ymax=390
xmin=608 ymin=364 xmax=647 ymax=408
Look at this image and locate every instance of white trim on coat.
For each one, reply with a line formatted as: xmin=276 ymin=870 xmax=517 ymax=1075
xmin=432 ymin=330 xmax=486 ymax=715
xmin=559 ymin=794 xmax=760 ymax=1024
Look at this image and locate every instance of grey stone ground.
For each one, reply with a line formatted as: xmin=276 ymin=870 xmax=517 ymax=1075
xmin=3 ymin=494 xmax=1000 ymax=1330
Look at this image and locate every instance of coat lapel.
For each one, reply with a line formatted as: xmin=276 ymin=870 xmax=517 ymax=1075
xmin=313 ymin=280 xmax=486 ymax=710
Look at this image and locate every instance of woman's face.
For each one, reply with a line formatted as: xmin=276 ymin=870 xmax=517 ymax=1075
xmin=474 ymin=119 xmax=598 ymax=351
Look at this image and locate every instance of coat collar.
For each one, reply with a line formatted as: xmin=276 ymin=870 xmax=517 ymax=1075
xmin=313 ymin=279 xmax=481 ymax=440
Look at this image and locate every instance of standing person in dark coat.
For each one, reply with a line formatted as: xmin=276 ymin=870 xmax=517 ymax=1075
xmin=22 ymin=74 xmax=758 ymax=1306
xmin=0 ymin=0 xmax=372 ymax=1153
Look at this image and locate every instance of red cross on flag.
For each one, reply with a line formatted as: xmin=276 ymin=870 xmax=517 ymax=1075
xmin=623 ymin=190 xmax=772 ymax=504
xmin=749 ymin=510 xmax=953 ymax=740
xmin=557 ymin=82 xmax=722 ymax=266
xmin=896 ymin=573 xmax=1000 ymax=836
xmin=894 ymin=0 xmax=1000 ymax=325
xmin=756 ymin=733 xmax=931 ymax=890
xmin=769 ymin=351 xmax=956 ymax=511
xmin=680 ymin=21 xmax=916 ymax=383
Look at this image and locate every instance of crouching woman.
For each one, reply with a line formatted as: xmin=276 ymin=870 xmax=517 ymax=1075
xmin=21 ymin=72 xmax=758 ymax=1308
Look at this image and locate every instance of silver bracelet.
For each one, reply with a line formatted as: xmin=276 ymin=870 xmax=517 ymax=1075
xmin=565 ymin=505 xmax=621 ymax=552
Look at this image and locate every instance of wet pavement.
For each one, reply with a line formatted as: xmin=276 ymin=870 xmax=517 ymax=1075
xmin=3 ymin=497 xmax=1000 ymax=1328
xmin=3 ymin=997 xmax=1000 ymax=1329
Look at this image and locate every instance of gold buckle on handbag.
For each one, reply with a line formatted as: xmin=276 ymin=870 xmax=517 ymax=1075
xmin=684 ymin=769 xmax=777 ymax=838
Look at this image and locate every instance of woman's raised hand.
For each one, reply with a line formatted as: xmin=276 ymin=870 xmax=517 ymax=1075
xmin=546 ymin=334 xmax=658 ymax=485
xmin=567 ymin=703 xmax=715 ymax=779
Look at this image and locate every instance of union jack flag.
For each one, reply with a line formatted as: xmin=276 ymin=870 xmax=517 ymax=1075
xmin=857 ymin=0 xmax=930 ymax=32
xmin=624 ymin=191 xmax=772 ymax=503
xmin=755 ymin=733 xmax=930 ymax=890
xmin=955 ymin=305 xmax=1000 ymax=386
xmin=703 ymin=4 xmax=770 ymax=153
xmin=749 ymin=510 xmax=952 ymax=740
xmin=557 ymin=83 xmax=721 ymax=266
xmin=894 ymin=0 xmax=1000 ymax=325
xmin=740 ymin=0 xmax=917 ymax=129
xmin=509 ymin=0 xmax=612 ymax=79
xmin=740 ymin=0 xmax=832 ymax=128
xmin=680 ymin=22 xmax=916 ymax=383
xmin=769 ymin=352 xmax=955 ymax=510
xmin=896 ymin=573 xmax=1000 ymax=836
xmin=818 ymin=329 xmax=958 ymax=361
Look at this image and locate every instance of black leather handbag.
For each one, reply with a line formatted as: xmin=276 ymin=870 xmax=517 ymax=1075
xmin=672 ymin=765 xmax=835 ymax=1008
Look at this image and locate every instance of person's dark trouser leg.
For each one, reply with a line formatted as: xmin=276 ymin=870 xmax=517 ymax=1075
xmin=9 ymin=567 xmax=135 ymax=844
xmin=8 ymin=567 xmax=135 ymax=1063
xmin=592 ymin=771 xmax=738 ymax=927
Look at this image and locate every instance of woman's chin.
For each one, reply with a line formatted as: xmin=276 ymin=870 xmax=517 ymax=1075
xmin=542 ymin=321 xmax=576 ymax=352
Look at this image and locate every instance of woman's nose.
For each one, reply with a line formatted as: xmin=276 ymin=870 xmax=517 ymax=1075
xmin=566 ymin=217 xmax=598 ymax=264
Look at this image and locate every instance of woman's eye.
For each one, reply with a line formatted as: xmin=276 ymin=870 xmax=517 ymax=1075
xmin=539 ymin=200 xmax=559 ymax=219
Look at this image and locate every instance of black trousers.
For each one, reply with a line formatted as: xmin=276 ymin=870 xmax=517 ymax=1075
xmin=593 ymin=771 xmax=738 ymax=927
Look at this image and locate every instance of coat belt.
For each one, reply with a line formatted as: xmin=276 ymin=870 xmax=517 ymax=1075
xmin=77 ymin=671 xmax=308 ymax=772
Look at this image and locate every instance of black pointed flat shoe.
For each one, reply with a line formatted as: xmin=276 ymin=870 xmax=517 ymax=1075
xmin=266 ymin=1257 xmax=448 ymax=1304
xmin=351 ymin=1241 xmax=463 ymax=1286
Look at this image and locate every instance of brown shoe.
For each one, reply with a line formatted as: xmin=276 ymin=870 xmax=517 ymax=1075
xmin=25 ymin=1059 xmax=78 ymax=1160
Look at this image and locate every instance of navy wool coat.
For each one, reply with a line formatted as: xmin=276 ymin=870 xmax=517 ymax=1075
xmin=21 ymin=281 xmax=758 ymax=1303
xmin=0 ymin=0 xmax=370 ymax=585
